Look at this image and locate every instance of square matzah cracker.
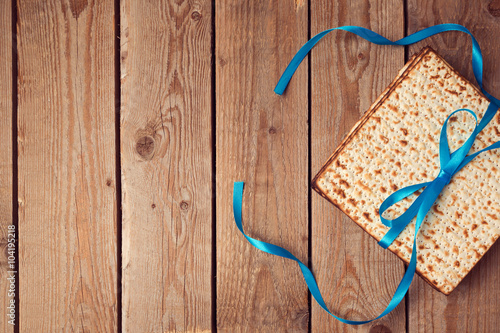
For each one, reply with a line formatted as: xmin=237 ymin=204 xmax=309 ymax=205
xmin=312 ymin=47 xmax=500 ymax=295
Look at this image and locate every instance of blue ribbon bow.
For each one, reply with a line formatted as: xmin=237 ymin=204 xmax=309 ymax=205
xmin=233 ymin=24 xmax=500 ymax=325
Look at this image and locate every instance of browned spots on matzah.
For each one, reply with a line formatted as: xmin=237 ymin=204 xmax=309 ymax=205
xmin=312 ymin=47 xmax=500 ymax=295
xmin=334 ymin=188 xmax=346 ymax=199
xmin=339 ymin=179 xmax=350 ymax=188
xmin=363 ymin=212 xmax=373 ymax=222
xmin=474 ymin=250 xmax=481 ymax=259
xmin=445 ymin=88 xmax=459 ymax=96
xmin=335 ymin=160 xmax=346 ymax=169
xmin=354 ymin=166 xmax=364 ymax=173
xmin=433 ymin=206 xmax=444 ymax=215
xmin=387 ymin=104 xmax=398 ymax=112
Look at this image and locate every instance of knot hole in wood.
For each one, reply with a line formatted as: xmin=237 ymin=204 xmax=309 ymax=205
xmin=489 ymin=0 xmax=500 ymax=16
xmin=136 ymin=136 xmax=155 ymax=160
xmin=191 ymin=11 xmax=202 ymax=21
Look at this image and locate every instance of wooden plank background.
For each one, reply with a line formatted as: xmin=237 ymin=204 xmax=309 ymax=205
xmin=0 ymin=0 xmax=14 ymax=332
xmin=17 ymin=0 xmax=117 ymax=331
xmin=0 ymin=0 xmax=499 ymax=332
xmin=215 ymin=0 xmax=309 ymax=331
xmin=120 ymin=0 xmax=212 ymax=331
xmin=310 ymin=1 xmax=407 ymax=332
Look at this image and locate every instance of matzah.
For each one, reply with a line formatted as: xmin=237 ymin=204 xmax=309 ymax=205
xmin=312 ymin=47 xmax=500 ymax=295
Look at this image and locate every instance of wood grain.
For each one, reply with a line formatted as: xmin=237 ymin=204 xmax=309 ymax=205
xmin=120 ymin=0 xmax=213 ymax=331
xmin=310 ymin=1 xmax=406 ymax=331
xmin=17 ymin=1 xmax=117 ymax=331
xmin=407 ymin=1 xmax=500 ymax=331
xmin=0 ymin=0 xmax=15 ymax=331
xmin=215 ymin=0 xmax=309 ymax=331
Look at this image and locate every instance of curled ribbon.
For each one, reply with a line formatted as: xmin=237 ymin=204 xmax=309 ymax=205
xmin=233 ymin=24 xmax=500 ymax=324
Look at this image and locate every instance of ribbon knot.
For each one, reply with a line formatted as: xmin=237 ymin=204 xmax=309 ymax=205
xmin=378 ymin=108 xmax=500 ymax=249
xmin=437 ymin=169 xmax=452 ymax=185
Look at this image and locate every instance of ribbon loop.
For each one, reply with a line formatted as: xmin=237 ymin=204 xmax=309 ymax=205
xmin=379 ymin=108 xmax=486 ymax=247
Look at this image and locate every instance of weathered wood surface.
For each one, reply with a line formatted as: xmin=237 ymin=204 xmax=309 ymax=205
xmin=310 ymin=1 xmax=406 ymax=332
xmin=215 ymin=0 xmax=309 ymax=331
xmin=407 ymin=1 xmax=500 ymax=332
xmin=0 ymin=0 xmax=498 ymax=331
xmin=120 ymin=0 xmax=213 ymax=331
xmin=17 ymin=1 xmax=117 ymax=331
xmin=0 ymin=0 xmax=14 ymax=332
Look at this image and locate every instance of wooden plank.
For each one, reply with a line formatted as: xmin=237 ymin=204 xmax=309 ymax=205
xmin=17 ymin=1 xmax=117 ymax=331
xmin=120 ymin=0 xmax=213 ymax=331
xmin=216 ymin=0 xmax=309 ymax=331
xmin=0 ymin=0 xmax=15 ymax=331
xmin=310 ymin=1 xmax=406 ymax=331
xmin=407 ymin=1 xmax=500 ymax=331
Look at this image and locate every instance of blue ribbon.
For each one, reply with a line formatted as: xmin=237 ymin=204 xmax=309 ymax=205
xmin=233 ymin=24 xmax=500 ymax=325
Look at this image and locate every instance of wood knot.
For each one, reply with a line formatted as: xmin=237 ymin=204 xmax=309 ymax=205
xmin=268 ymin=127 xmax=277 ymax=134
xmin=290 ymin=307 xmax=309 ymax=330
xmin=106 ymin=179 xmax=112 ymax=187
xmin=151 ymin=203 xmax=156 ymax=209
xmin=369 ymin=324 xmax=392 ymax=333
xmin=136 ymin=136 xmax=155 ymax=160
xmin=191 ymin=11 xmax=202 ymax=21
xmin=69 ymin=0 xmax=88 ymax=19
xmin=358 ymin=52 xmax=365 ymax=60
xmin=489 ymin=0 xmax=500 ymax=16
xmin=180 ymin=201 xmax=189 ymax=211
xmin=219 ymin=58 xmax=227 ymax=67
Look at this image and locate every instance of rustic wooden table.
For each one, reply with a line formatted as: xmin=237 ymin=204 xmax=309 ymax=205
xmin=0 ymin=0 xmax=499 ymax=332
